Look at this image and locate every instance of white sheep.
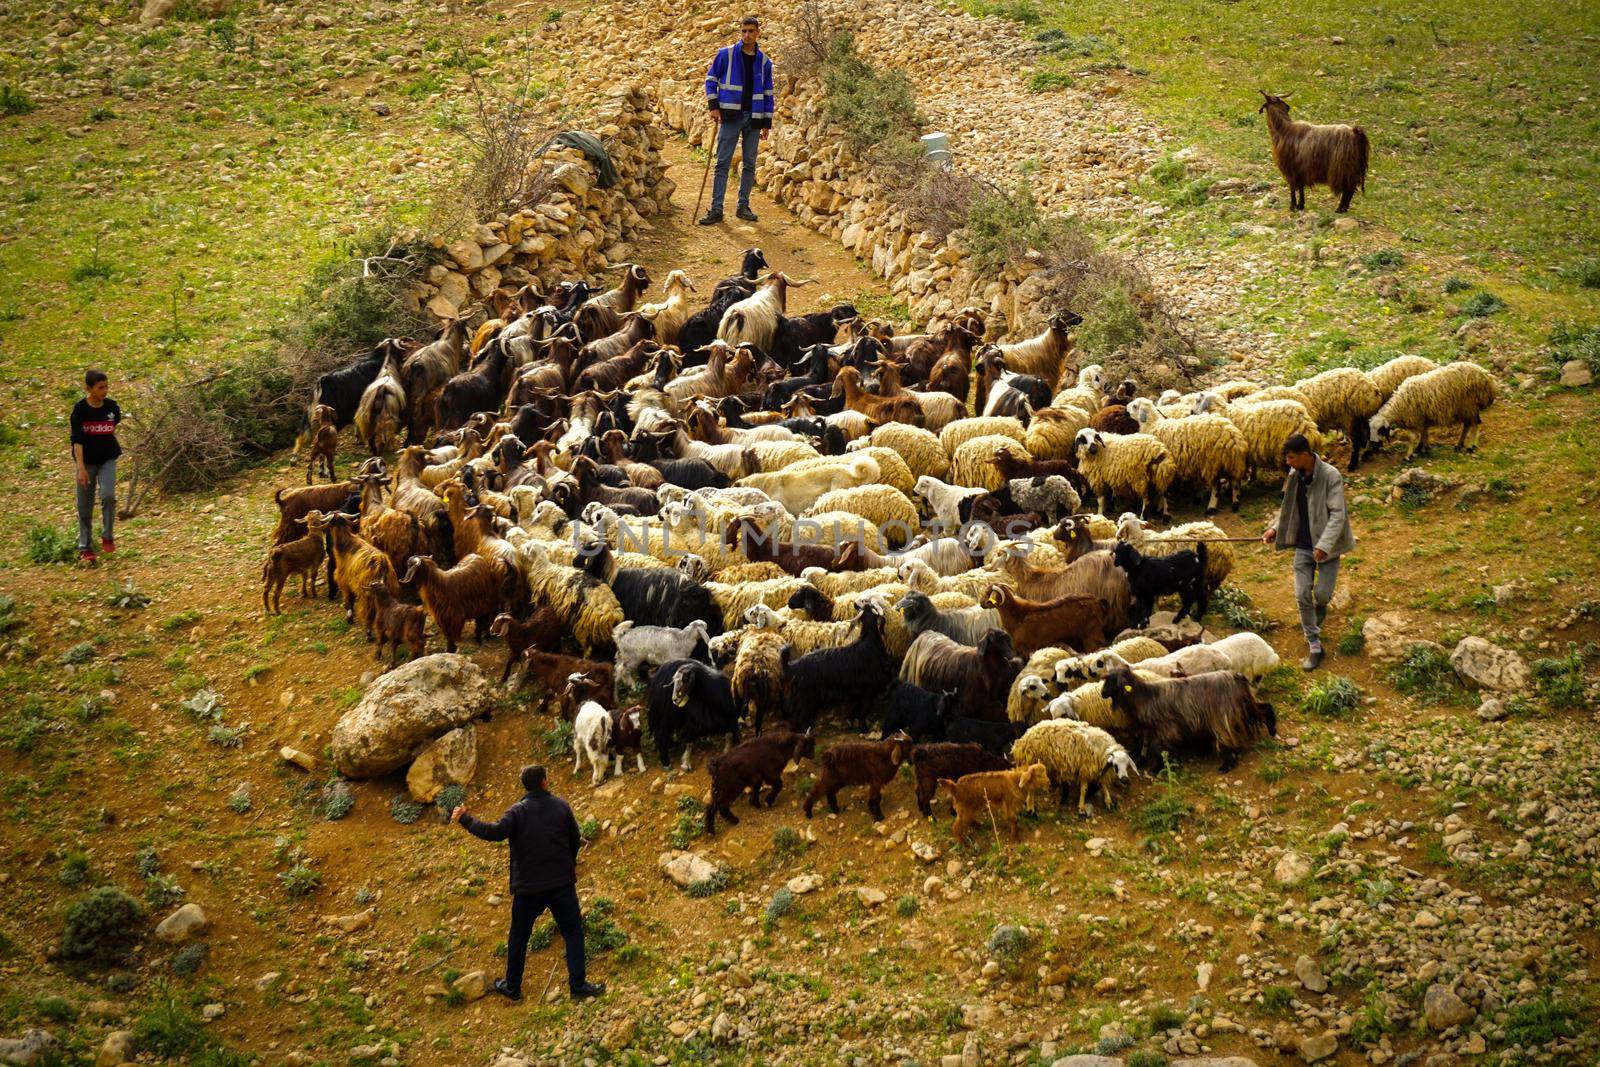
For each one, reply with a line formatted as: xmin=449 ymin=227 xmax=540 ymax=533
xmin=573 ymin=700 xmax=614 ymax=786
xmin=842 ymin=445 xmax=917 ymax=495
xmin=705 ymin=576 xmax=808 ymax=629
xmin=612 ymin=619 xmax=712 ymax=691
xmin=1368 ymin=360 xmax=1498 ymax=458
xmin=1293 ymin=367 xmax=1384 ymax=468
xmin=1193 ymin=393 xmax=1321 ymax=482
xmin=1005 ymin=646 xmax=1078 ymax=723
xmin=1077 ymin=635 xmax=1281 ymax=685
xmin=1365 ymin=354 xmax=1438 ymax=403
xmin=1072 ymin=428 xmax=1177 ymax=521
xmin=751 ymin=439 xmax=822 ymax=472
xmin=1024 ymin=406 xmax=1091 ymax=461
xmin=1050 ymin=363 xmax=1105 ymax=413
xmin=868 ymin=422 xmax=949 ymax=480
xmin=1125 ymin=397 xmax=1247 ymax=515
xmin=738 ymin=454 xmax=881 ymax=515
xmin=939 ymin=416 xmax=1027 ymax=457
xmin=1010 ymin=718 xmax=1137 ymax=816
xmin=1044 ymin=679 xmax=1134 ymax=731
xmin=1051 ymin=635 xmax=1170 ymax=687
xmin=950 ymin=435 xmax=1031 ymax=492
xmin=742 ymin=602 xmax=858 ymax=654
xmin=913 ymin=475 xmax=989 ymax=531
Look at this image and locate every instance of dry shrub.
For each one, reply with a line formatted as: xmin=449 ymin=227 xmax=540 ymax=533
xmin=431 ymin=65 xmax=558 ymax=235
xmin=776 ymin=0 xmax=837 ymax=83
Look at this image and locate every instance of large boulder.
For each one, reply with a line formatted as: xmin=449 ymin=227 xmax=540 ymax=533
xmin=1362 ymin=612 xmax=1444 ymax=665
xmin=0 ymin=1030 xmax=58 ymax=1066
xmin=332 ymin=655 xmax=493 ymax=777
xmin=405 ymin=726 xmax=478 ymax=803
xmin=1449 ymin=636 xmax=1530 ymax=692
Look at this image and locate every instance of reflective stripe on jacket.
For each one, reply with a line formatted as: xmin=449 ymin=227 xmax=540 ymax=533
xmin=704 ymin=43 xmax=775 ymax=119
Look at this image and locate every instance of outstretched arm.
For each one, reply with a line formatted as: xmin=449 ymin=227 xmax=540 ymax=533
xmin=458 ymin=805 xmax=515 ymax=842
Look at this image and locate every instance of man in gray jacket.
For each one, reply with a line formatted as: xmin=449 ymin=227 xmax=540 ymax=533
xmin=1262 ymin=434 xmax=1355 ymax=670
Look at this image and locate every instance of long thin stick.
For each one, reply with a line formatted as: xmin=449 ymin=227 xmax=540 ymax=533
xmin=538 ymin=952 xmax=562 ymax=1002
xmin=692 ymin=130 xmax=715 ymax=220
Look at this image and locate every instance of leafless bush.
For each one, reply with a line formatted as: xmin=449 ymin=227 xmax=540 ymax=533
xmin=777 ymin=0 xmax=838 ymax=82
xmin=434 ymin=66 xmax=558 ymax=232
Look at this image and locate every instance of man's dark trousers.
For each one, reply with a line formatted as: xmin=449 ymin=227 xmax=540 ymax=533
xmin=505 ymin=884 xmax=586 ymax=995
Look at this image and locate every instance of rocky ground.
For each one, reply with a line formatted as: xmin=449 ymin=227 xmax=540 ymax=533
xmin=0 ymin=0 xmax=1597 ymax=1066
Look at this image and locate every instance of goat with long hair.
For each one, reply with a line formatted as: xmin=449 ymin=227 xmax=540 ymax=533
xmin=1258 ymin=91 xmax=1369 ymax=213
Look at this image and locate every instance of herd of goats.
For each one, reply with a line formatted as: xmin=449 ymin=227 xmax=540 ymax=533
xmin=264 ymin=248 xmax=1500 ymax=836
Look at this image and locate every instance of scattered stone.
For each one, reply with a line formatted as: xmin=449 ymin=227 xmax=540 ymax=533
xmin=960 ymin=1003 xmax=997 ymax=1029
xmin=94 ymin=1030 xmax=134 ymax=1067
xmin=1423 ymin=984 xmax=1474 ymax=1030
xmin=0 ymin=1030 xmax=58 ymax=1066
xmin=279 ymin=747 xmax=318 ymax=772
xmin=1195 ymin=961 xmax=1213 ymax=991
xmin=324 ymin=911 xmax=373 ymax=933
xmin=154 ymin=903 xmax=208 ymax=943
xmin=910 ymin=841 xmax=939 ymax=862
xmin=1085 ymin=837 xmax=1110 ymax=856
xmin=1050 ymin=1057 xmax=1124 ymax=1067
xmin=855 ymin=886 xmax=887 ymax=907
xmin=710 ymin=1011 xmax=734 ymax=1044
xmin=405 ymin=725 xmax=478 ymax=803
xmin=1298 ymin=1033 xmax=1338 ymax=1063
xmin=659 ymin=851 xmax=719 ymax=888
xmin=1274 ymin=851 xmax=1312 ymax=886
xmin=1449 ymin=636 xmax=1530 ymax=691
xmin=1476 ymin=697 xmax=1508 ymax=722
xmin=1560 ymin=360 xmax=1592 ymax=388
xmin=331 ymin=655 xmax=493 ymax=777
xmin=601 ymin=1017 xmax=636 ymax=1051
xmin=786 ymin=873 xmax=823 ymax=895
xmin=200 ymin=1003 xmax=225 ymax=1021
xmin=1362 ymin=613 xmax=1444 ymax=664
xmin=451 ymin=971 xmax=488 ymax=1002
xmin=1414 ymin=909 xmax=1442 ymax=929
xmin=1171 ymin=1059 xmax=1260 ymax=1066
xmin=1390 ymin=467 xmax=1454 ymax=504
xmin=1294 ymin=954 xmax=1327 ymax=993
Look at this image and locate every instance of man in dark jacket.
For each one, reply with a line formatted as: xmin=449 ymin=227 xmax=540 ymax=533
xmin=452 ymin=765 xmax=605 ymax=1002
xmin=1262 ymin=434 xmax=1356 ymax=671
xmin=699 ymin=15 xmax=776 ymax=225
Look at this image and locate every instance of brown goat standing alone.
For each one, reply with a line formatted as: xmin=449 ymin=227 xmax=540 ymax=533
xmin=1259 ymin=91 xmax=1369 ymax=213
xmin=261 ymin=532 xmax=325 ymax=614
xmin=306 ymin=404 xmax=339 ymax=484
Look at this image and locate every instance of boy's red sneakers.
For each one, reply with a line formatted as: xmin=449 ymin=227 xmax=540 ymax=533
xmin=101 ymin=538 xmax=116 ymax=554
xmin=79 ymin=549 xmax=98 ymax=563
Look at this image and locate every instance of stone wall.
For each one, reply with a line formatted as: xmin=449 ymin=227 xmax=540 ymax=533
xmin=408 ymin=85 xmax=674 ymax=322
xmin=660 ymin=77 xmax=1057 ymax=335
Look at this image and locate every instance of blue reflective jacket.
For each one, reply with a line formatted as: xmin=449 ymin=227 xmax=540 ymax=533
xmin=704 ymin=43 xmax=775 ymax=121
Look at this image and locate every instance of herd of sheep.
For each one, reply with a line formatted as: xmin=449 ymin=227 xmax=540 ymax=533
xmin=263 ymin=248 xmax=1500 ymax=839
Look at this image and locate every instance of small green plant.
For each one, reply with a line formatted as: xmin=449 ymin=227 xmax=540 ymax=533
xmin=579 ymin=816 xmax=600 ymax=843
xmin=136 ymin=845 xmax=161 ymax=880
xmin=765 ymin=887 xmax=796 ymax=921
xmin=321 ymin=781 xmax=355 ymax=821
xmin=435 ymin=783 xmax=467 ymax=820
xmin=163 ymin=609 xmax=202 ymax=631
xmin=542 ymin=720 xmax=573 ymax=758
xmin=206 ymin=724 xmax=246 ymax=748
xmin=1148 ymin=154 xmax=1186 ymax=186
xmin=1127 ymin=1052 xmax=1168 ymax=1067
xmin=144 ymin=875 xmax=184 ymax=911
xmin=820 ymin=32 xmax=921 ymax=158
xmin=133 ymin=992 xmax=205 ymax=1057
xmin=171 ymin=940 xmax=209 ymax=976
xmin=25 ymin=525 xmax=77 ymax=564
xmin=967 ymin=0 xmax=1042 ymax=22
xmin=686 ymin=867 xmax=729 ymax=897
xmin=1337 ymin=616 xmax=1366 ymax=656
xmin=895 ymin=893 xmax=917 ymax=917
xmin=1362 ymin=249 xmax=1404 ymax=272
xmin=60 ymin=851 xmax=91 ymax=887
xmin=389 ymin=794 xmax=425 ymax=824
xmin=1145 ymin=1003 xmax=1185 ymax=1033
xmin=1212 ymin=585 xmax=1277 ymax=632
xmin=771 ymin=825 xmax=806 ymax=858
xmin=1300 ymin=675 xmax=1362 ymax=718
xmin=1502 ymin=994 xmax=1579 ymax=1045
xmin=1532 ymin=647 xmax=1589 ymax=709
xmin=179 ymin=689 xmax=223 ymax=723
xmin=1565 ymin=259 xmax=1600 ymax=290
xmin=1460 ymin=291 xmax=1506 ymax=317
xmin=107 ymin=580 xmax=151 ymax=609
xmin=279 ymin=864 xmax=322 ymax=899
xmin=35 ymin=994 xmax=77 ymax=1023
xmin=1027 ymin=70 xmax=1074 ymax=92
xmin=1549 ymin=321 xmax=1600 ymax=376
xmin=58 ymin=641 xmax=94 ymax=665
xmin=0 ymin=84 xmax=35 ymax=116
xmin=1442 ymin=276 xmax=1473 ymax=294
xmin=60 ymin=886 xmax=144 ymax=964
xmin=1260 ymin=984 xmax=1296 ymax=1013
xmin=227 ymin=784 xmax=251 ymax=813
xmin=1077 ymin=280 xmax=1144 ymax=357
xmin=1386 ymin=643 xmax=1459 ymax=702
xmin=984 ymin=923 xmax=1031 ymax=974
xmin=544 ymin=7 xmax=562 ymax=21
xmin=1096 ymin=1033 xmax=1136 ymax=1055
xmin=668 ymin=803 xmax=704 ymax=850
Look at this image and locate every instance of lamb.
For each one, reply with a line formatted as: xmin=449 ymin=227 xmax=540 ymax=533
xmin=881 ymin=681 xmax=960 ymax=743
xmin=1112 ymin=540 xmax=1209 ymax=627
xmin=980 ymin=585 xmax=1111 ymax=656
xmin=1044 ymin=680 xmax=1133 ymax=732
xmin=1010 ymin=718 xmax=1137 ymax=816
xmin=646 ymin=659 xmax=739 ymax=771
xmin=1293 ymin=367 xmax=1384 ymax=470
xmin=488 ymin=608 xmax=562 ymax=684
xmin=1072 ymin=428 xmax=1176 ymax=521
xmin=261 ymin=531 xmax=325 ymax=614
xmin=993 ymin=311 xmax=1081 ymax=383
xmin=1192 ymin=394 xmax=1320 ymax=482
xmin=896 ymin=591 xmax=1003 ymax=647
xmin=781 ymin=600 xmax=895 ymax=732
xmin=729 ymin=627 xmax=789 ymax=734
xmin=1124 ymin=398 xmax=1247 ymax=514
xmin=1365 ymin=354 xmax=1439 ymax=403
xmin=608 ymin=705 xmax=646 ymax=776
xmin=950 ymin=435 xmax=1030 ymax=493
xmin=803 ymin=733 xmax=912 ymax=821
xmin=1368 ymin=360 xmax=1498 ymax=458
xmin=612 ymin=619 xmax=712 ymax=692
xmin=940 ymin=763 xmax=1050 ymax=844
xmin=910 ymin=742 xmax=1011 ymax=817
xmin=401 ymin=554 xmax=502 ymax=652
xmin=305 ymin=403 xmax=340 ymax=483
xmin=1258 ymin=91 xmax=1369 ymax=213
xmin=945 ymin=715 xmax=1028 ymax=757
xmin=572 ymin=700 xmax=615 ymax=786
xmin=913 ymin=475 xmax=989 ymax=531
xmin=899 ymin=629 xmax=1023 ymax=720
xmin=1101 ymin=665 xmax=1276 ymax=771
xmin=363 ymin=579 xmax=427 ymax=667
xmin=703 ymin=731 xmax=815 ymax=834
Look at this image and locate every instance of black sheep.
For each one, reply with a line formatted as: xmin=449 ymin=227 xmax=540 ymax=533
xmin=1112 ymin=540 xmax=1209 ymax=627
xmin=580 ymin=543 xmax=722 ymax=635
xmin=910 ymin=742 xmax=1012 ymax=817
xmin=678 ymin=277 xmax=757 ymax=355
xmin=881 ymin=681 xmax=959 ymax=743
xmin=945 ymin=716 xmax=1028 ymax=758
xmin=763 ymin=345 xmax=834 ymax=411
xmin=780 ymin=601 xmax=895 ymax=732
xmin=645 ymin=659 xmax=739 ymax=770
xmin=786 ymin=584 xmax=834 ymax=620
xmin=703 ymin=731 xmax=815 ymax=834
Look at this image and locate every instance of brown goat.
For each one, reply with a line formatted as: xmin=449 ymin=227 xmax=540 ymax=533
xmin=261 ymin=532 xmax=325 ymax=614
xmin=990 ymin=446 xmax=1079 ymax=484
xmin=401 ymin=554 xmax=501 ymax=652
xmin=272 ymin=479 xmax=360 ymax=544
xmin=980 ymin=585 xmax=1111 ymax=656
xmin=803 ymin=732 xmax=912 ymax=821
xmin=911 ymin=742 xmax=1011 ymax=817
xmin=991 ymin=548 xmax=1133 ymax=637
xmin=831 ymin=367 xmax=925 ymax=427
xmin=1089 ymin=403 xmax=1140 ymax=436
xmin=489 ymin=607 xmax=563 ymax=684
xmin=520 ymin=651 xmax=615 ymax=718
xmin=723 ymin=516 xmax=838 ymax=576
xmin=306 ymin=404 xmax=339 ymax=485
xmin=609 ymin=704 xmax=646 ymax=775
xmin=1102 ymin=665 xmax=1276 ymax=772
xmin=1259 ymin=91 xmax=1369 ymax=213
xmin=704 ymin=731 xmax=815 ymax=834
xmin=304 ymin=510 xmax=397 ymax=625
xmin=940 ymin=763 xmax=1050 ymax=844
xmin=365 ymin=579 xmax=426 ymax=667
xmin=356 ymin=474 xmax=424 ymax=576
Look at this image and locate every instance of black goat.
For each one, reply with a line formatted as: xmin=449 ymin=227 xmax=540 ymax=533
xmin=646 ymin=658 xmax=739 ymax=770
xmin=763 ymin=344 xmax=835 ymax=411
xmin=911 ymin=742 xmax=1011 ymax=817
xmin=780 ymin=601 xmax=895 ymax=732
xmin=771 ymin=304 xmax=859 ymax=369
xmin=1111 ymin=540 xmax=1209 ymax=628
xmin=303 ymin=338 xmax=410 ymax=441
xmin=881 ymin=681 xmax=959 ymax=743
xmin=579 ymin=543 xmax=722 ymax=635
xmin=433 ymin=338 xmax=515 ymax=432
xmin=945 ymin=716 xmax=1027 ymax=758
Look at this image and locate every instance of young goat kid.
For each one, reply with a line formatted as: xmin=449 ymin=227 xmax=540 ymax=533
xmin=704 ymin=731 xmax=815 ymax=834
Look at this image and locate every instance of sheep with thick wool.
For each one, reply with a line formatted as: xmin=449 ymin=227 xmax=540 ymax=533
xmin=1069 ymin=632 xmax=1280 ymax=683
xmin=1365 ymin=353 xmax=1439 ymax=403
xmin=1125 ymin=398 xmax=1247 ymax=515
xmin=519 ymin=542 xmax=625 ymax=657
xmin=1023 ymin=407 xmax=1092 ymax=461
xmin=743 ymin=602 xmax=857 ymax=656
xmin=913 ymin=475 xmax=989 ymax=530
xmin=1292 ymin=367 xmax=1384 ymax=470
xmin=949 ymin=436 xmax=1030 ymax=493
xmin=843 ymin=445 xmax=917 ymax=495
xmin=801 ymin=566 xmax=901 ymax=599
xmin=1368 ymin=360 xmax=1499 ymax=458
xmin=1010 ymin=718 xmax=1137 ymax=816
xmin=1049 ymin=635 xmax=1170 ymax=687
xmin=728 ymin=627 xmax=790 ymax=734
xmin=806 ymin=484 xmax=918 ymax=548
xmin=1236 ymin=384 xmax=1316 ymax=411
xmin=1072 ymin=428 xmax=1176 ymax=521
xmin=1193 ymin=394 xmax=1321 ymax=481
xmin=705 ymin=576 xmax=808 ymax=629
xmin=868 ymin=422 xmax=948 ymax=480
xmin=939 ymin=416 xmax=1027 ymax=457
xmin=1051 ymin=363 xmax=1106 ymax=414
xmin=752 ymin=439 xmax=822 ymax=472
xmin=1114 ymin=514 xmax=1235 ymax=592
xmin=739 ymin=454 xmax=881 ymax=515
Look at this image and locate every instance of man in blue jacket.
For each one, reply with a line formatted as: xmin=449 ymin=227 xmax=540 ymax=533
xmin=452 ymin=765 xmax=605 ymax=1002
xmin=700 ymin=15 xmax=776 ymax=225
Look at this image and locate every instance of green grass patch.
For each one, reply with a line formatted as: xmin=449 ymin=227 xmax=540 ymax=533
xmin=1299 ymin=675 xmax=1362 ymax=718
xmin=24 ymin=525 xmax=77 ymax=564
xmin=1386 ymin=643 xmax=1460 ymax=703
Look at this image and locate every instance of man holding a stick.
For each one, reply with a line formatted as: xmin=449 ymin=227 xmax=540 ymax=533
xmin=452 ymin=765 xmax=605 ymax=1002
xmin=1262 ymin=434 xmax=1354 ymax=671
xmin=698 ymin=15 xmax=775 ymax=225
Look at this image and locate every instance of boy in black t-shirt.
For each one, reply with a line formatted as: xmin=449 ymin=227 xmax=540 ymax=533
xmin=70 ymin=368 xmax=122 ymax=563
